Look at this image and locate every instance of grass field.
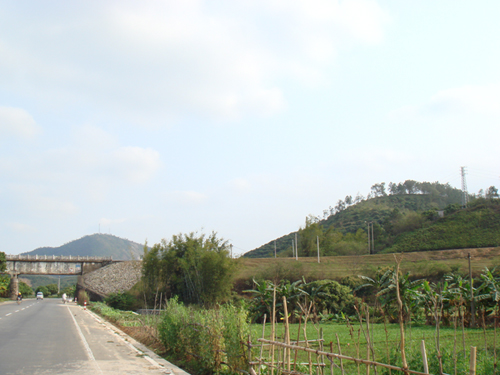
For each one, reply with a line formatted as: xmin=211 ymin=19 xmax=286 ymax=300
xmin=250 ymin=320 xmax=500 ymax=374
xmin=236 ymin=247 xmax=500 ymax=282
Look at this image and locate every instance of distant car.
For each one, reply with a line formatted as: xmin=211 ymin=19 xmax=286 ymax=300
xmin=37 ymin=292 xmax=44 ymax=300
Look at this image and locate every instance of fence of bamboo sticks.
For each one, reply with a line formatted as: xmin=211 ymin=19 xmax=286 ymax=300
xmin=246 ymin=295 xmax=479 ymax=375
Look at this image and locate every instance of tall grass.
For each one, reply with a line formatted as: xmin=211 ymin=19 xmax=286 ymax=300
xmin=159 ymin=297 xmax=250 ymax=374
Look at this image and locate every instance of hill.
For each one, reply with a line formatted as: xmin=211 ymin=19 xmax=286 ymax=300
xmin=22 ymin=233 xmax=145 ymax=260
xmin=244 ymin=180 xmax=498 ymax=258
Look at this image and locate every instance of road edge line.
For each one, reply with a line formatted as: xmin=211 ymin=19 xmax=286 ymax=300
xmin=66 ymin=305 xmax=104 ymax=375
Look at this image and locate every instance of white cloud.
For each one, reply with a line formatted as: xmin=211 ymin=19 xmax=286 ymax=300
xmin=7 ymin=222 xmax=37 ymax=233
xmin=165 ymin=190 xmax=207 ymax=205
xmin=0 ymin=106 xmax=40 ymax=138
xmin=0 ymin=1 xmax=389 ymax=124
xmin=108 ymin=146 xmax=161 ymax=183
xmin=389 ymin=83 xmax=500 ymax=120
xmin=99 ymin=217 xmax=127 ymax=227
xmin=229 ymin=178 xmax=252 ymax=193
xmin=10 ymin=185 xmax=79 ymax=217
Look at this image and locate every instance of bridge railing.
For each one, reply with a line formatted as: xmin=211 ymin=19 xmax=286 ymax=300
xmin=6 ymin=254 xmax=113 ymax=262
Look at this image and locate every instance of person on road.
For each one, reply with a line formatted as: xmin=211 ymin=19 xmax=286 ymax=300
xmin=62 ymin=293 xmax=67 ymax=304
xmin=17 ymin=292 xmax=22 ymax=304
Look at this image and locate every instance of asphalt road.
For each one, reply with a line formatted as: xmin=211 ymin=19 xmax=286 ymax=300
xmin=0 ymin=298 xmax=174 ymax=375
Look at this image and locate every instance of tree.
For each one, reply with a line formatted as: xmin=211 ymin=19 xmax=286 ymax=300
xmin=0 ymin=275 xmax=10 ymax=297
xmin=0 ymin=251 xmax=6 ymax=273
xmin=45 ymin=283 xmax=59 ymax=295
xmin=35 ymin=286 xmax=49 ymax=296
xmin=142 ymin=231 xmax=235 ymax=306
xmin=18 ymin=282 xmax=33 ymax=297
xmin=486 ymin=186 xmax=499 ymax=199
xmin=371 ymin=182 xmax=387 ymax=197
xmin=403 ymin=180 xmax=417 ymax=194
xmin=298 ymin=215 xmax=323 ymax=257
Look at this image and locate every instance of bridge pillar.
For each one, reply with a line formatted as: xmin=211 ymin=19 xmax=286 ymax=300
xmin=9 ymin=274 xmax=19 ymax=300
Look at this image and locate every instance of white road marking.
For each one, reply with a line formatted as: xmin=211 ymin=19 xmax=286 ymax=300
xmin=6 ymin=313 xmax=11 ymax=316
xmin=66 ymin=305 xmax=104 ymax=375
xmin=15 ymin=310 xmax=19 ymax=313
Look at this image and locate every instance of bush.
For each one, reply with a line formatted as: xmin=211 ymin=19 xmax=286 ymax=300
xmin=159 ymin=297 xmax=249 ymax=374
xmin=105 ymin=292 xmax=137 ymax=311
xmin=18 ymin=281 xmax=33 ymax=297
xmin=77 ymin=290 xmax=89 ymax=306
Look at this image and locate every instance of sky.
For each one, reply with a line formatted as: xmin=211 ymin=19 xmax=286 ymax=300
xmin=1 ymin=1 xmax=499 ymax=256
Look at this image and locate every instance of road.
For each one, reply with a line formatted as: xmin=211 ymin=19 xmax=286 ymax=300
xmin=0 ymin=298 xmax=180 ymax=375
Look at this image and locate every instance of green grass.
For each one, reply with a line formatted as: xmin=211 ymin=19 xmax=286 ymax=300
xmin=250 ymin=321 xmax=500 ymax=374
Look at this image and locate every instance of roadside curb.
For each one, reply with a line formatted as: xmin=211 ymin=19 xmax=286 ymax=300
xmin=82 ymin=306 xmax=190 ymax=375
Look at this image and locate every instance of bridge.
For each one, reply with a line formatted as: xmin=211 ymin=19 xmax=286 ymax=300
xmin=5 ymin=254 xmax=113 ymax=299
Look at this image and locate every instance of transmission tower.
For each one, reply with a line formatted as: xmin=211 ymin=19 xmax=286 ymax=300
xmin=461 ymin=166 xmax=469 ymax=207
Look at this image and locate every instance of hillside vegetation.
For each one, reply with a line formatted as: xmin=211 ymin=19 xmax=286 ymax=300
xmin=21 ymin=233 xmax=144 ymax=260
xmin=244 ymin=180 xmax=499 ymax=258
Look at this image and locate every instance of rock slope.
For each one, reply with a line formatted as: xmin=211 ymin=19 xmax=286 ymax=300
xmin=83 ymin=261 xmax=142 ymax=297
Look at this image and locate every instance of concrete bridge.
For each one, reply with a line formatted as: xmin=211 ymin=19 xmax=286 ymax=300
xmin=5 ymin=254 xmax=113 ymax=299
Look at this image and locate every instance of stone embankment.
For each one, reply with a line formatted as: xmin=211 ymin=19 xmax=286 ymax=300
xmin=82 ymin=261 xmax=142 ymax=297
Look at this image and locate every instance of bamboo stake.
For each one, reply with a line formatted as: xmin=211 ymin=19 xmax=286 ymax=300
xmin=365 ymin=305 xmax=376 ymax=375
xmin=293 ymin=315 xmax=302 ymax=373
xmin=453 ymin=306 xmax=458 ymax=375
xmin=283 ymin=297 xmax=291 ymax=373
xmin=469 ymin=346 xmax=477 ymax=375
xmin=330 ymin=341 xmax=334 ymax=375
xmin=258 ymin=314 xmax=267 ymax=375
xmin=394 ymin=254 xmax=409 ymax=375
xmin=383 ymin=314 xmax=391 ymax=375
xmin=494 ymin=306 xmax=498 ymax=374
xmin=248 ymin=334 xmax=253 ymax=373
xmin=271 ymin=285 xmax=276 ymax=375
xmin=320 ymin=328 xmax=324 ymax=375
xmin=461 ymin=297 xmax=466 ymax=357
xmin=420 ymin=340 xmax=429 ymax=374
xmin=357 ymin=327 xmax=361 ymax=375
xmin=336 ymin=333 xmax=345 ymax=375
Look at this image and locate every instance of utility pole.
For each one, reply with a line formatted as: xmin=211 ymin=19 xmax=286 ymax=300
xmin=295 ymin=232 xmax=299 ymax=260
xmin=469 ymin=253 xmax=475 ymax=327
xmin=367 ymin=222 xmax=371 ymax=254
xmin=291 ymin=239 xmax=294 ymax=258
xmin=461 ymin=166 xmax=469 ymax=208
xmin=317 ymin=236 xmax=320 ymax=263
xmin=367 ymin=222 xmax=374 ymax=254
xmin=371 ymin=222 xmax=375 ymax=254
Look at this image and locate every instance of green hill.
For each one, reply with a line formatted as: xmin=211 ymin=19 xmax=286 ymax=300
xmin=244 ymin=180 xmax=499 ymax=258
xmin=22 ymin=233 xmax=145 ymax=260
xmin=387 ymin=198 xmax=500 ymax=253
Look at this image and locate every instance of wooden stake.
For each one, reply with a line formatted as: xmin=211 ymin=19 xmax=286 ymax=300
xmin=271 ymin=286 xmax=276 ymax=375
xmin=336 ymin=333 xmax=345 ymax=375
xmin=394 ymin=254 xmax=409 ymax=374
xmin=330 ymin=341 xmax=334 ymax=375
xmin=258 ymin=314 xmax=267 ymax=375
xmin=283 ymin=297 xmax=291 ymax=373
xmin=469 ymin=346 xmax=477 ymax=375
xmin=420 ymin=340 xmax=429 ymax=374
xmin=293 ymin=315 xmax=302 ymax=373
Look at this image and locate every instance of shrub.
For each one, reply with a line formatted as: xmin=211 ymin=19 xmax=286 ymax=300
xmin=159 ymin=297 xmax=249 ymax=374
xmin=105 ymin=292 xmax=137 ymax=311
xmin=77 ymin=290 xmax=89 ymax=306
